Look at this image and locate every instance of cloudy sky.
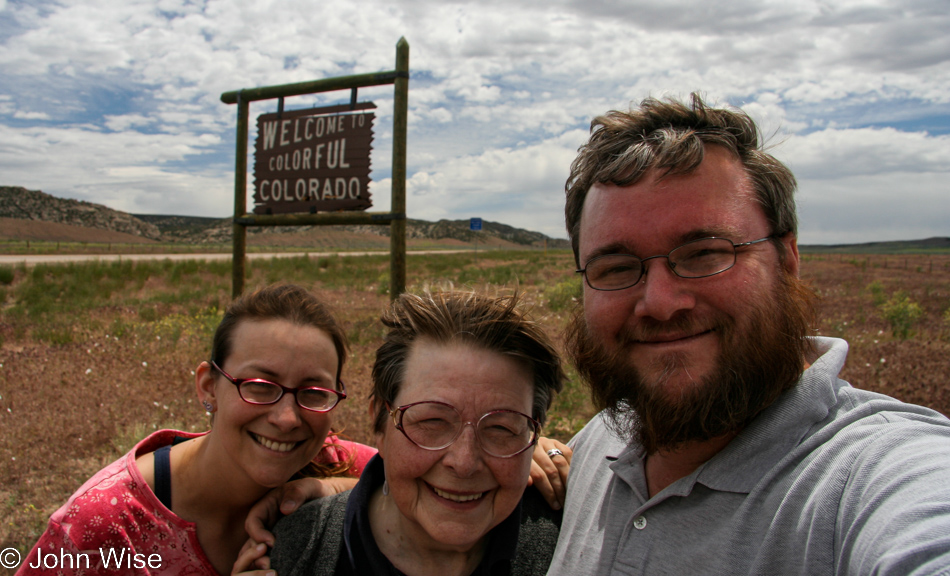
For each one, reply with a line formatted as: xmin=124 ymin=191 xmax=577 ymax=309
xmin=1 ymin=0 xmax=948 ymax=244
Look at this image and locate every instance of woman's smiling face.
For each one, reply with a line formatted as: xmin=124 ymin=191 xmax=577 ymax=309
xmin=375 ymin=338 xmax=535 ymax=551
xmin=200 ymin=317 xmax=340 ymax=489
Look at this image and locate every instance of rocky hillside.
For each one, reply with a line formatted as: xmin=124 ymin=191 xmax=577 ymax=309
xmin=1 ymin=186 xmax=569 ymax=248
xmin=130 ymin=215 xmax=570 ymax=248
xmin=0 ymin=186 xmax=161 ymax=240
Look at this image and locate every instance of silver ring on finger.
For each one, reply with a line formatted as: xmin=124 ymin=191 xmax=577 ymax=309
xmin=546 ymin=448 xmax=564 ymax=458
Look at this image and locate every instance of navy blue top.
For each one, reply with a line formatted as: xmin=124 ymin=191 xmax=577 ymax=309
xmin=339 ymin=454 xmax=523 ymax=575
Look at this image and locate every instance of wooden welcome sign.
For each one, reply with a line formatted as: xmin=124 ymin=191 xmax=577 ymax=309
xmin=253 ymin=102 xmax=375 ymax=215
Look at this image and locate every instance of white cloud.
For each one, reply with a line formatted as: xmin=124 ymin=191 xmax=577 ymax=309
xmin=0 ymin=0 xmax=947 ymax=244
xmin=798 ymin=171 xmax=950 ymax=245
xmin=13 ymin=110 xmax=50 ymax=120
xmin=0 ymin=122 xmax=229 ymax=216
xmin=104 ymin=113 xmax=154 ymax=131
xmin=404 ymin=130 xmax=586 ymax=238
xmin=779 ymin=127 xmax=950 ymax=179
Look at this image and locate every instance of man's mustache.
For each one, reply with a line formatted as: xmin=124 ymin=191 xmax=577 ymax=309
xmin=615 ymin=313 xmax=725 ymax=346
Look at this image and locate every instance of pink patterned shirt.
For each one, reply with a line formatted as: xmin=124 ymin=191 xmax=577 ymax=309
xmin=18 ymin=429 xmax=376 ymax=575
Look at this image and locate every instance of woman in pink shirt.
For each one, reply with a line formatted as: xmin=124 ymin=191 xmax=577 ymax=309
xmin=19 ymin=283 xmax=375 ymax=576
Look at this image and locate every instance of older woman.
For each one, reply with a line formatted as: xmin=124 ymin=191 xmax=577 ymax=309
xmin=18 ymin=284 xmax=375 ymax=576
xmin=270 ymin=290 xmax=565 ymax=576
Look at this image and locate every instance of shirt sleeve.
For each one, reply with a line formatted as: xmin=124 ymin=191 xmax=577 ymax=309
xmin=16 ymin=519 xmax=83 ymax=575
xmin=836 ymin=422 xmax=950 ymax=575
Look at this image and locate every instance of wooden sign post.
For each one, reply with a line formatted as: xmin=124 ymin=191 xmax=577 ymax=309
xmin=221 ymin=37 xmax=409 ymax=299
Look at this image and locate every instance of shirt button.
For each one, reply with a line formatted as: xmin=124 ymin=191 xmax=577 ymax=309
xmin=633 ymin=516 xmax=647 ymax=530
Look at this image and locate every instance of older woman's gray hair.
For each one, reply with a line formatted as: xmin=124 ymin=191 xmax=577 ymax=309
xmin=371 ymin=291 xmax=564 ymax=432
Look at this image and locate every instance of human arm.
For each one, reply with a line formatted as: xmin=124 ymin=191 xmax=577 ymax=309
xmin=245 ymin=476 xmax=358 ymax=547
xmin=528 ymin=436 xmax=572 ymax=510
xmin=245 ymin=437 xmax=374 ymax=546
xmin=15 ymin=521 xmax=78 ymax=576
xmin=231 ymin=541 xmax=273 ymax=576
xmin=835 ymin=424 xmax=950 ymax=575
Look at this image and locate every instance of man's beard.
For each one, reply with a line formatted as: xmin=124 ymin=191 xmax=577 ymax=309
xmin=566 ymin=271 xmax=818 ymax=455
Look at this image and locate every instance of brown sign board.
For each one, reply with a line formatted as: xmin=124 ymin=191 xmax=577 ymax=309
xmin=253 ymin=102 xmax=375 ymax=215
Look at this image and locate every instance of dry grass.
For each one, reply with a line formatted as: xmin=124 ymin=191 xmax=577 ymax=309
xmin=0 ymin=250 xmax=949 ymax=571
xmin=804 ymin=253 xmax=950 ymax=409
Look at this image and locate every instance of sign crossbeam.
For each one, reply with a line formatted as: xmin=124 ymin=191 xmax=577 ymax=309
xmin=220 ymin=71 xmax=409 ymax=105
xmin=234 ymin=211 xmax=406 ymax=227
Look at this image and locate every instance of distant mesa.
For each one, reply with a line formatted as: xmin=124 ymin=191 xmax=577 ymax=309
xmin=0 ymin=185 xmax=571 ymax=249
xmin=0 ymin=186 xmax=161 ymax=241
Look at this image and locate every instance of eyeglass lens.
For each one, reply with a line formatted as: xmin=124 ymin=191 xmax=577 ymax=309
xmin=398 ymin=402 xmax=537 ymax=457
xmin=584 ymin=237 xmax=738 ymax=290
xmin=212 ymin=360 xmax=342 ymax=412
xmin=239 ymin=380 xmax=339 ymax=411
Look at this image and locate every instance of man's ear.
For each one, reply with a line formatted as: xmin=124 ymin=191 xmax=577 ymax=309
xmin=779 ymin=233 xmax=800 ymax=277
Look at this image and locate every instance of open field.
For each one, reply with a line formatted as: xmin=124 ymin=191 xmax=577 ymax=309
xmin=0 ymin=250 xmax=949 ymax=568
xmin=0 ymin=216 xmax=553 ymax=256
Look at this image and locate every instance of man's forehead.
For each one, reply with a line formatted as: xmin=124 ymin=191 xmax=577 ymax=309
xmin=578 ymin=166 xmax=761 ymax=258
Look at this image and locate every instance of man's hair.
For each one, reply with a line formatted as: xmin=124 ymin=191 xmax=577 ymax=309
xmin=565 ymin=92 xmax=798 ymax=266
xmin=370 ymin=291 xmax=564 ymax=432
xmin=211 ymin=283 xmax=348 ymax=383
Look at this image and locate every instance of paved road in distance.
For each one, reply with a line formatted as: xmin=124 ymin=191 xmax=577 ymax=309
xmin=0 ymin=250 xmax=471 ymax=267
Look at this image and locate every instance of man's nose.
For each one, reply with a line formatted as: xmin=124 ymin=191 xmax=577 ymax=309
xmin=633 ymin=257 xmax=696 ymax=321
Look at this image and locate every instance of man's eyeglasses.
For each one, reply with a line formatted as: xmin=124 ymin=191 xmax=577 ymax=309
xmin=577 ymin=236 xmax=774 ymax=291
xmin=211 ymin=360 xmax=346 ymax=412
xmin=389 ymin=400 xmax=540 ymax=458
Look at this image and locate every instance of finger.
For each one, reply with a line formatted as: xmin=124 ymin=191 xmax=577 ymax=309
xmin=231 ymin=542 xmax=273 ymax=576
xmin=552 ymin=440 xmax=573 ymax=466
xmin=245 ymin=491 xmax=281 ymax=546
xmin=279 ymin=493 xmax=301 ymax=516
xmin=532 ymin=459 xmax=562 ymax=509
xmin=540 ymin=438 xmax=572 ymax=472
xmin=278 ymin=477 xmax=338 ymax=514
xmin=535 ymin=438 xmax=571 ymax=508
xmin=532 ymin=441 xmax=560 ymax=476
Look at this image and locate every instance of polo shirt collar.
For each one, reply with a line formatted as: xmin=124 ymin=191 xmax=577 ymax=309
xmin=695 ymin=336 xmax=847 ymax=493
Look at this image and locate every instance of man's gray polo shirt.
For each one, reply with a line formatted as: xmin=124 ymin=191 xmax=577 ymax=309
xmin=547 ymin=337 xmax=950 ymax=575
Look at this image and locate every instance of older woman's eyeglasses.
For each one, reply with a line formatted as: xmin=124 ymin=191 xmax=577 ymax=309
xmin=577 ymin=236 xmax=774 ymax=291
xmin=211 ymin=361 xmax=346 ymax=412
xmin=389 ymin=401 xmax=540 ymax=458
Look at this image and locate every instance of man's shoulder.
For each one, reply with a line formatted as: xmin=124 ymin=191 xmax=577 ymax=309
xmin=561 ymin=412 xmax=633 ymax=508
xmin=570 ymin=411 xmax=630 ymax=461
xmin=793 ymin=336 xmax=950 ymax=449
xmin=820 ymin=379 xmax=950 ymax=443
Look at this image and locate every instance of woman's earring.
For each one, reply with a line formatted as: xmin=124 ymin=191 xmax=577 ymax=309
xmin=382 ymin=481 xmax=390 ymax=496
xmin=203 ymin=401 xmax=214 ymax=412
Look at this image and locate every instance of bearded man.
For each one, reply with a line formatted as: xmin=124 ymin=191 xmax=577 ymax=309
xmin=546 ymin=94 xmax=950 ymax=575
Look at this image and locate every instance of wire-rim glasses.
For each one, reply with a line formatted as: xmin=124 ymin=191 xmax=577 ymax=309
xmin=211 ymin=360 xmax=346 ymax=412
xmin=389 ymin=400 xmax=540 ymax=458
xmin=576 ymin=236 xmax=774 ymax=291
